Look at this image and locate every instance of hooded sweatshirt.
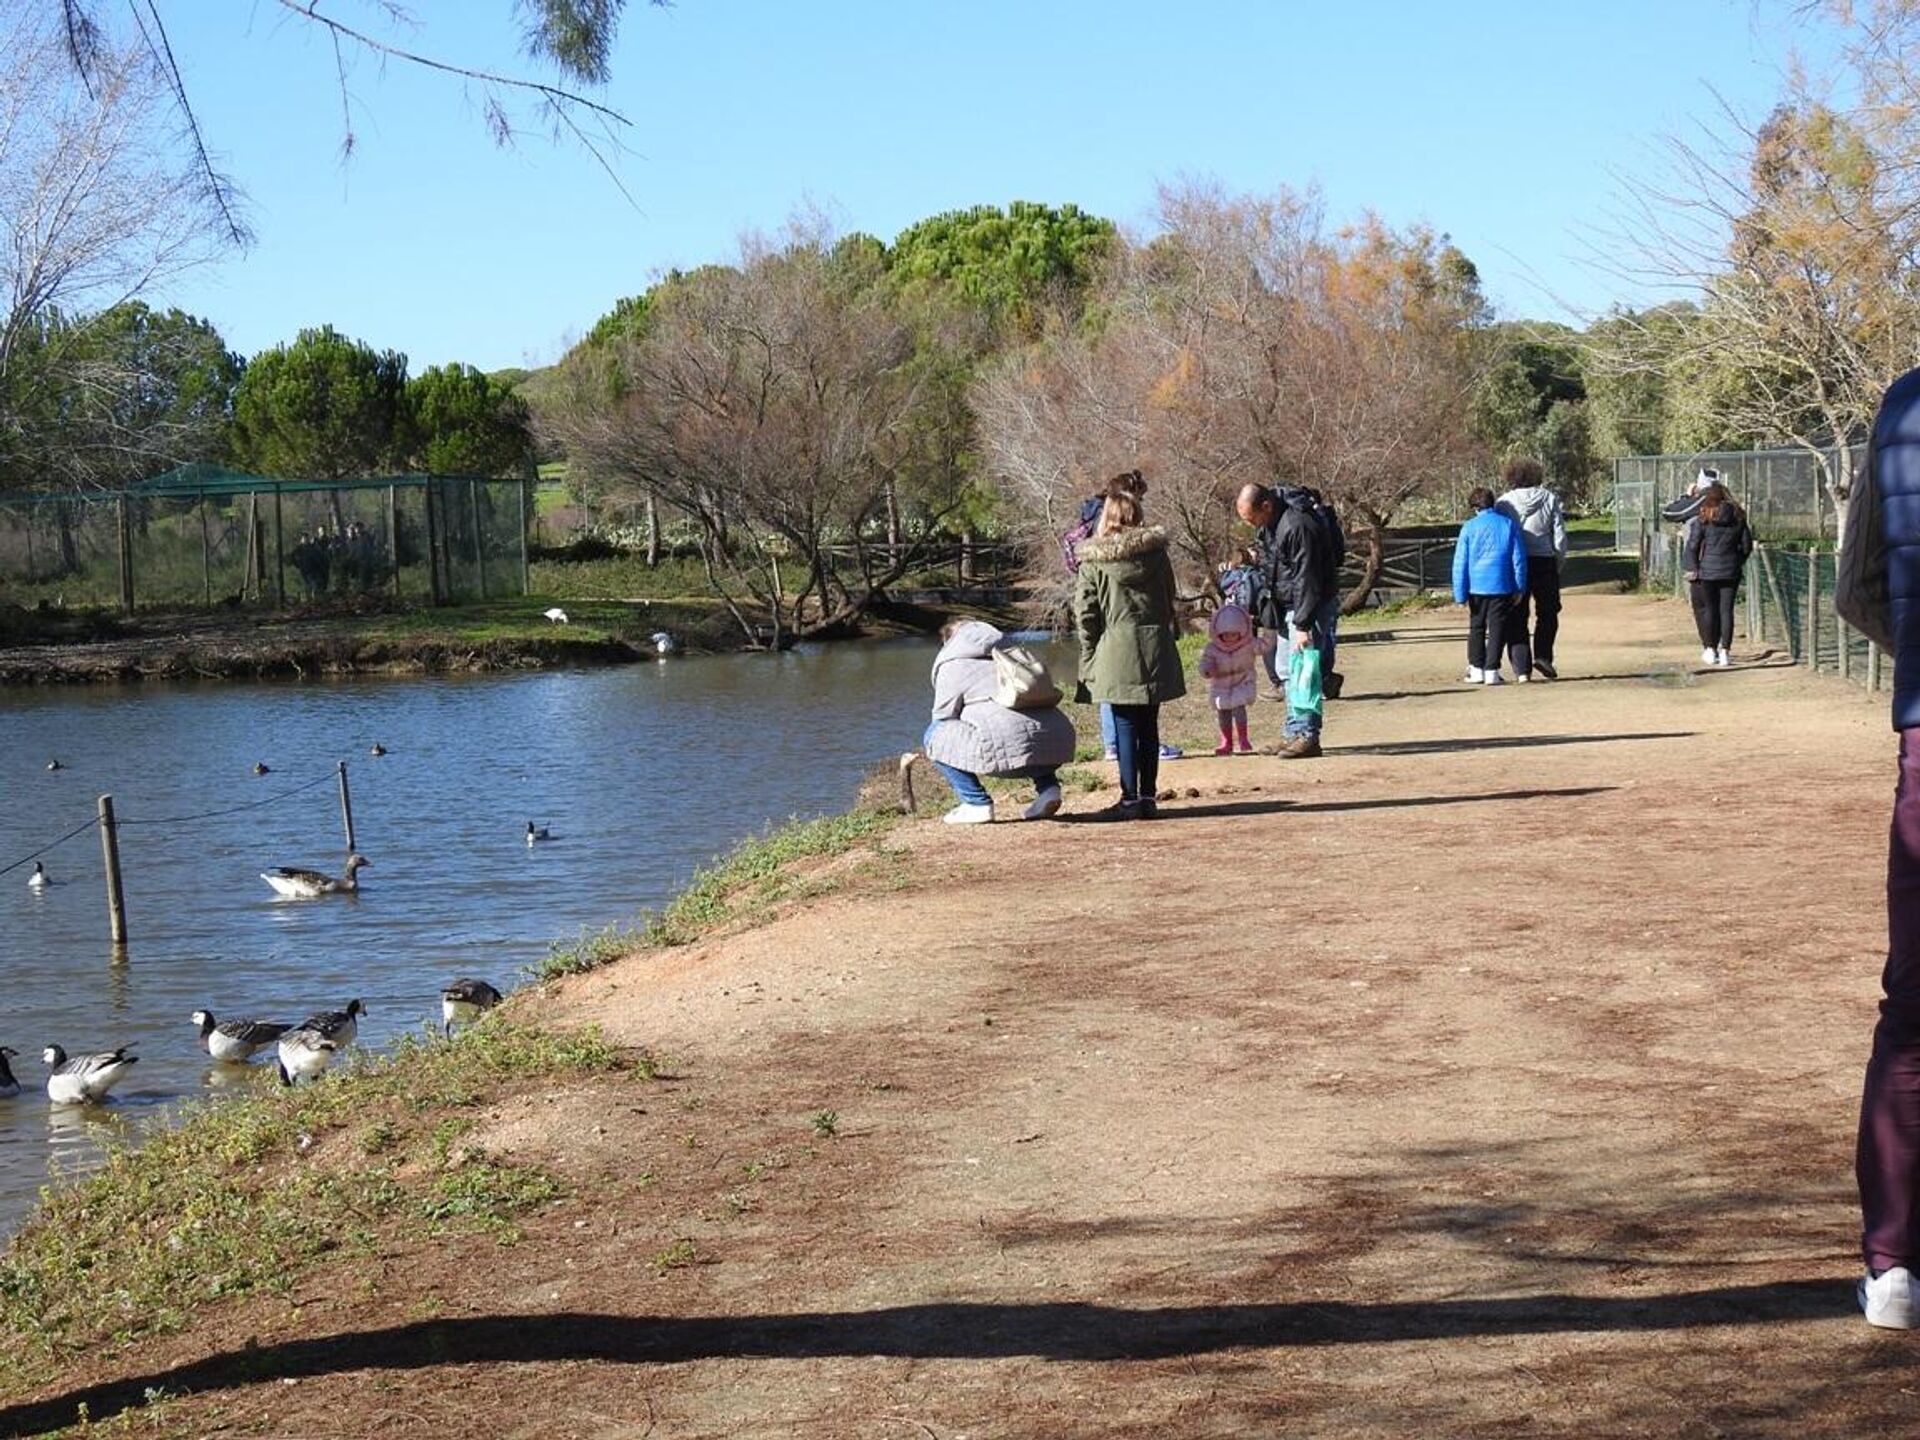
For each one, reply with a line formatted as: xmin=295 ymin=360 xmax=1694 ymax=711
xmin=924 ymin=620 xmax=1076 ymax=776
xmin=1496 ymin=485 xmax=1567 ymax=562
xmin=1196 ymin=603 xmax=1275 ymax=711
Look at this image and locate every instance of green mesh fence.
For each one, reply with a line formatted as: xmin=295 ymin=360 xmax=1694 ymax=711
xmin=1640 ymin=528 xmax=1887 ymax=692
xmin=0 ymin=475 xmax=530 ymax=612
xmin=1612 ymin=445 xmax=1862 ymax=549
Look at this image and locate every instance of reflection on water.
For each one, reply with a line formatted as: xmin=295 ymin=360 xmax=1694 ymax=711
xmin=0 ymin=640 xmax=938 ymax=1236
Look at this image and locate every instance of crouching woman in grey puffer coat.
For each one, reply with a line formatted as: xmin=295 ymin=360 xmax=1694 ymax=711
xmin=924 ymin=619 xmax=1077 ymax=825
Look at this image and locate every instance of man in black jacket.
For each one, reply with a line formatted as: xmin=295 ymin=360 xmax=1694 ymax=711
xmin=1236 ymin=483 xmax=1339 ymax=758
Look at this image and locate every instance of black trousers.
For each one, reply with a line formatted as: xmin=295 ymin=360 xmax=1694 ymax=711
xmin=1467 ymin=593 xmax=1515 ymax=673
xmin=1505 ymin=555 xmax=1562 ymax=673
xmin=1690 ymin=578 xmax=1738 ymax=650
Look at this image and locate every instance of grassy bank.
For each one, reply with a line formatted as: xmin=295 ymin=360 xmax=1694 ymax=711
xmin=0 ymin=795 xmax=919 ymax=1415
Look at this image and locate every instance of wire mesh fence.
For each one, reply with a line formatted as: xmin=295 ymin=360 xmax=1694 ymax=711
xmin=1612 ymin=445 xmax=1863 ymax=550
xmin=1640 ymin=527 xmax=1886 ymax=692
xmin=0 ymin=470 xmax=532 ymax=612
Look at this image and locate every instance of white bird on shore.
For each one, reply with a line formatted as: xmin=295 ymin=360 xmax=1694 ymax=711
xmin=543 ymin=607 xmax=569 ymax=625
xmin=525 ymin=821 xmax=551 ymax=845
xmin=261 ymin=854 xmax=370 ymax=899
xmin=191 ymin=1010 xmax=293 ymax=1063
xmin=276 ymin=999 xmax=365 ymax=1085
xmin=275 ymin=1026 xmax=339 ymax=1086
xmin=441 ymin=978 xmax=503 ymax=1034
xmin=26 ymin=862 xmax=47 ymax=891
xmin=0 ymin=1048 xmax=19 ymax=1099
xmin=41 ymin=1044 xmax=138 ymax=1105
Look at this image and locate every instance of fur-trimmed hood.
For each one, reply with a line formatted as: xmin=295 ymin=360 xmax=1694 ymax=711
xmin=1075 ymin=525 xmax=1170 ymax=566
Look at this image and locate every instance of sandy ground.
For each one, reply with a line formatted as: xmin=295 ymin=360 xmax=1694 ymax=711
xmin=3 ymin=589 xmax=1910 ymax=1439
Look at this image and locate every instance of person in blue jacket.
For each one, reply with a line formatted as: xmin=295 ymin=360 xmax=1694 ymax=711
xmin=1451 ymin=486 xmax=1528 ymax=686
xmin=1852 ymin=365 xmax=1920 ymax=1329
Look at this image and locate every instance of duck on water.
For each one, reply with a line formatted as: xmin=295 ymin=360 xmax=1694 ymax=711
xmin=261 ymin=853 xmax=371 ymax=899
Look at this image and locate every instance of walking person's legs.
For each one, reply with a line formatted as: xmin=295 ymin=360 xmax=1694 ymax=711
xmin=1689 ymin=580 xmax=1716 ymax=660
xmin=1482 ymin=594 xmax=1511 ymax=683
xmin=1712 ymin=580 xmax=1738 ymax=656
xmin=1532 ymin=555 xmax=1562 ymax=672
xmin=1465 ymin=595 xmax=1490 ymax=679
xmin=1858 ymin=729 xmax=1920 ymax=1325
xmin=1100 ymin=702 xmax=1117 ymax=758
xmin=1507 ymin=584 xmax=1533 ymax=679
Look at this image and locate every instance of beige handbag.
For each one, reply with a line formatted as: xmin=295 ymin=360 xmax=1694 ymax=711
xmin=991 ymin=644 xmax=1062 ymax=710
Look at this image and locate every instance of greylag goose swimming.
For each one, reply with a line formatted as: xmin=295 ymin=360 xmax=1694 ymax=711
xmin=441 ymin=978 xmax=503 ymax=1034
xmin=261 ymin=853 xmax=370 ymax=899
xmin=275 ymin=1026 xmax=338 ymax=1086
xmin=26 ymin=862 xmax=47 ymax=891
xmin=191 ymin=1010 xmax=293 ymax=1063
xmin=41 ymin=1044 xmax=138 ymax=1105
xmin=0 ymin=1047 xmax=18 ymax=1099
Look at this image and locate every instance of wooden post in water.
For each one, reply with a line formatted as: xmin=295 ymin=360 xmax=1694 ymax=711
xmin=336 ymin=761 xmax=356 ymax=852
xmin=97 ymin=795 xmax=126 ymax=947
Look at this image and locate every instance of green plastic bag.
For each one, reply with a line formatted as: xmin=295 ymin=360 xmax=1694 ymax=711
xmin=1286 ymin=644 xmax=1324 ymax=716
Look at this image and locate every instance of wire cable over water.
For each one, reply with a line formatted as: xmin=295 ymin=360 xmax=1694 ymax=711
xmin=0 ymin=768 xmax=342 ymax=876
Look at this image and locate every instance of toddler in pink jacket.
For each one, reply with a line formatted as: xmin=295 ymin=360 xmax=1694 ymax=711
xmin=1196 ymin=603 xmax=1274 ymax=754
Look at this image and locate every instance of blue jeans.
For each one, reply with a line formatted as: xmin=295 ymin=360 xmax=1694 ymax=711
xmin=1110 ymin=703 xmax=1160 ymax=802
xmin=923 ymin=723 xmax=1057 ymax=807
xmin=1099 ymin=702 xmax=1116 ymax=752
xmin=1282 ymin=598 xmax=1339 ymax=739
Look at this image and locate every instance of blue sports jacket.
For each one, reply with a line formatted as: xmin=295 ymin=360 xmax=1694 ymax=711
xmin=1452 ymin=508 xmax=1528 ymax=602
xmin=1873 ymin=367 xmax=1920 ymax=729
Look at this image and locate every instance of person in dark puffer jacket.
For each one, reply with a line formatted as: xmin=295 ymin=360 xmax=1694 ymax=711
xmin=1855 ymin=365 xmax=1920 ymax=1330
xmin=1678 ymin=482 xmax=1754 ymax=668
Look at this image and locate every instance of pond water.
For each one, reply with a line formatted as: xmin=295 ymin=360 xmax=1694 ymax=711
xmin=0 ymin=639 xmax=946 ymax=1238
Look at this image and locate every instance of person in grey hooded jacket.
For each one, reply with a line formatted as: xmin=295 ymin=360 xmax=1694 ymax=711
xmin=923 ymin=619 xmax=1077 ymax=824
xmin=1495 ymin=456 xmax=1568 ymax=679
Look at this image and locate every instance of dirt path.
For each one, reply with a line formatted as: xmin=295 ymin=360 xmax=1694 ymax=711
xmin=5 ymin=590 xmax=1908 ymax=1437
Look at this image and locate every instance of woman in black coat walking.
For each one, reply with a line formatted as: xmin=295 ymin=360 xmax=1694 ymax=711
xmin=1681 ymin=482 xmax=1754 ymax=668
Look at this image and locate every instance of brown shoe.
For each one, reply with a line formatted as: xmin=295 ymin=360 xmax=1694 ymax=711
xmin=1277 ymin=735 xmax=1323 ymax=760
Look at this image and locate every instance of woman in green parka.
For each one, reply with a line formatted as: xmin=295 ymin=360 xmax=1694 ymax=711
xmin=1075 ymin=488 xmax=1186 ymax=819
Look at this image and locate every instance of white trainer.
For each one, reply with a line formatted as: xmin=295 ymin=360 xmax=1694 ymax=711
xmin=1024 ymin=785 xmax=1063 ymax=821
xmin=1461 ymin=665 xmax=1485 ymax=684
xmin=1715 ymin=648 xmax=1731 ymax=667
xmin=1515 ymin=672 xmax=1531 ymax=683
xmin=1701 ymin=647 xmax=1717 ymax=666
xmin=1860 ymin=1266 xmax=1920 ymax=1329
xmin=942 ymin=802 xmax=994 ymax=825
xmin=1482 ymin=671 xmax=1505 ymax=686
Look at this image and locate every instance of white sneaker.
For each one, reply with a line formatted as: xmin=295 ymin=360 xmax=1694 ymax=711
xmin=942 ymin=802 xmax=994 ymax=825
xmin=1715 ymin=648 xmax=1731 ymax=667
xmin=1701 ymin=647 xmax=1717 ymax=666
xmin=1024 ymin=785 xmax=1063 ymax=821
xmin=1860 ymin=1266 xmax=1920 ymax=1328
xmin=1482 ymin=672 xmax=1505 ymax=686
xmin=1461 ymin=665 xmax=1484 ymax=684
xmin=1515 ymin=672 xmax=1531 ymax=684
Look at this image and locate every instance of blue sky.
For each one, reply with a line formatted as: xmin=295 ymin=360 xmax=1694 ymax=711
xmin=152 ymin=2 xmax=1835 ymax=373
